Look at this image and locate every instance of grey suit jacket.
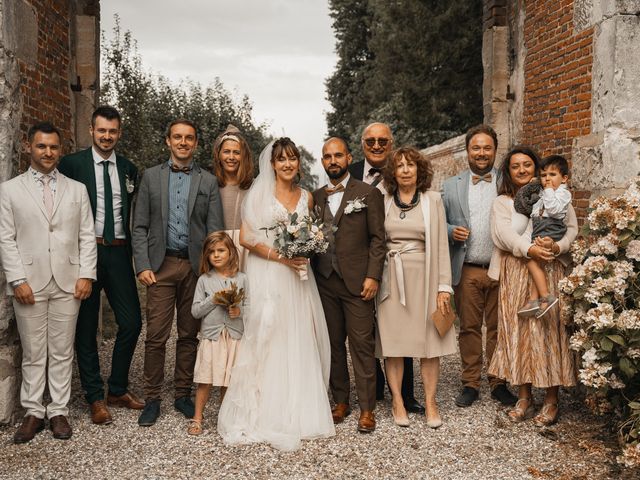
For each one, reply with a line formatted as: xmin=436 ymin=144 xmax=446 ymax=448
xmin=132 ymin=161 xmax=224 ymax=274
xmin=442 ymin=168 xmax=497 ymax=286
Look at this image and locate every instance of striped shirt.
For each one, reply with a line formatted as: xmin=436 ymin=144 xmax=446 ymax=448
xmin=167 ymin=161 xmax=192 ymax=252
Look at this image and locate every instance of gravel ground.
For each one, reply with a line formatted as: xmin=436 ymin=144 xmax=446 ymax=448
xmin=0 ymin=322 xmax=634 ymax=480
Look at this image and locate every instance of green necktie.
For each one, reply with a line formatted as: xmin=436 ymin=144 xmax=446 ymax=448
xmin=102 ymin=161 xmax=115 ymax=244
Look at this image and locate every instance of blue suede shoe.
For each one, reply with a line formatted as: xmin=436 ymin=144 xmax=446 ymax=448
xmin=138 ymin=400 xmax=160 ymax=427
xmin=174 ymin=396 xmax=195 ymax=419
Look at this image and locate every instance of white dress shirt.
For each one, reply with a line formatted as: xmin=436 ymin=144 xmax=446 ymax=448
xmin=465 ymin=171 xmax=497 ymax=265
xmin=532 ymin=183 xmax=572 ymax=219
xmin=362 ymin=159 xmax=383 ymax=185
xmin=326 ymin=173 xmax=350 ymax=216
xmin=92 ymin=147 xmax=125 ymax=239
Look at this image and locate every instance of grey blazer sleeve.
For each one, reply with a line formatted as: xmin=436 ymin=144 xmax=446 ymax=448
xmin=132 ymin=169 xmax=152 ymax=274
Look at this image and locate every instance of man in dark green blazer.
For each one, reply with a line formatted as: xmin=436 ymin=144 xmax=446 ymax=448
xmin=58 ymin=106 xmax=143 ymax=425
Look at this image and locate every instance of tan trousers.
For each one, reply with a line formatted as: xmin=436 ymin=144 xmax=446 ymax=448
xmin=13 ymin=278 xmax=80 ymax=419
xmin=454 ymin=264 xmax=504 ymax=390
xmin=143 ymin=256 xmax=199 ymax=400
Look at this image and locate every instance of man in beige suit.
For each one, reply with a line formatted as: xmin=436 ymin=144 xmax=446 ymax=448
xmin=0 ymin=122 xmax=97 ymax=443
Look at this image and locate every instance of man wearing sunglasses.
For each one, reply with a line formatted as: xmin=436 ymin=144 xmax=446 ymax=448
xmin=348 ymin=122 xmax=425 ymax=415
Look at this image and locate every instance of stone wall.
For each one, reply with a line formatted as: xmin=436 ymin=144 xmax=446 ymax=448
xmin=427 ymin=0 xmax=640 ymax=224
xmin=0 ymin=0 xmax=99 ymax=424
xmin=571 ymin=0 xmax=640 ymax=200
xmin=421 ymin=134 xmax=467 ymax=192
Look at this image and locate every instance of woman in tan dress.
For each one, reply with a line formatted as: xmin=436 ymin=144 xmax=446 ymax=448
xmin=487 ymin=146 xmax=578 ymax=425
xmin=212 ymin=126 xmax=254 ymax=270
xmin=377 ymin=147 xmax=455 ymax=429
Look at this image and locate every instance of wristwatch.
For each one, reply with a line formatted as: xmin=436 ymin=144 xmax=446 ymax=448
xmin=10 ymin=279 xmax=27 ymax=288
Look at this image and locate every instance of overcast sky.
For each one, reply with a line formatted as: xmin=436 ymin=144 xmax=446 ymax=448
xmin=101 ymin=1 xmax=338 ymax=164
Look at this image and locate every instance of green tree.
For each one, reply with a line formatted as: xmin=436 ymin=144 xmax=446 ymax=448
xmin=326 ymin=0 xmax=483 ymax=158
xmin=101 ymin=16 xmax=318 ymax=189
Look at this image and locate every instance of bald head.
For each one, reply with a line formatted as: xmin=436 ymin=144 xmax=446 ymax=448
xmin=323 ymin=136 xmax=350 ymax=154
xmin=322 ymin=137 xmax=352 ymax=183
xmin=361 ymin=122 xmax=393 ymax=167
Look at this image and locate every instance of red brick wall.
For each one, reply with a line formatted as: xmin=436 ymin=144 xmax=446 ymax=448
xmin=18 ymin=0 xmax=73 ymax=171
xmin=518 ymin=0 xmax=594 ymax=221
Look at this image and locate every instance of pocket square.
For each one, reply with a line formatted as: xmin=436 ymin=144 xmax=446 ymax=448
xmin=432 ymin=308 xmax=456 ymax=337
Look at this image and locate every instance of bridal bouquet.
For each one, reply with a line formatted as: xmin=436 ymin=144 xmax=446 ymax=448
xmin=262 ymin=211 xmax=329 ymax=280
xmin=213 ymin=282 xmax=245 ymax=308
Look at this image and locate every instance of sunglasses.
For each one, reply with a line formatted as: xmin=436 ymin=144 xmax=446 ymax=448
xmin=363 ymin=137 xmax=390 ymax=148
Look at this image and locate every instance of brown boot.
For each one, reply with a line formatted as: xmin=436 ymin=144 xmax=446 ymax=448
xmin=13 ymin=415 xmax=45 ymax=444
xmin=331 ymin=403 xmax=351 ymax=424
xmin=107 ymin=391 xmax=144 ymax=410
xmin=90 ymin=400 xmax=113 ymax=425
xmin=357 ymin=410 xmax=376 ymax=433
xmin=49 ymin=415 xmax=72 ymax=440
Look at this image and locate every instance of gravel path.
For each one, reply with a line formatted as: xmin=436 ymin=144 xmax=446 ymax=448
xmin=0 ymin=323 xmax=631 ymax=479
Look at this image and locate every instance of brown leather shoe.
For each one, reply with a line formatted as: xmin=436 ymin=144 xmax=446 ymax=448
xmin=13 ymin=415 xmax=45 ymax=444
xmin=107 ymin=391 xmax=145 ymax=410
xmin=331 ymin=403 xmax=351 ymax=424
xmin=49 ymin=415 xmax=72 ymax=440
xmin=90 ymin=400 xmax=113 ymax=425
xmin=357 ymin=410 xmax=376 ymax=433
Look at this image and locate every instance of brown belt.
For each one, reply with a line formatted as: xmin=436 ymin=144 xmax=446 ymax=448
xmin=96 ymin=237 xmax=128 ymax=246
xmin=464 ymin=262 xmax=490 ymax=269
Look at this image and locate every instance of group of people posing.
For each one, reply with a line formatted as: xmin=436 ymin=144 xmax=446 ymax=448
xmin=0 ymin=106 xmax=577 ymax=451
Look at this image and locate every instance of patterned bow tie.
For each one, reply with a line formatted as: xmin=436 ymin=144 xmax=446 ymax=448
xmin=471 ymin=173 xmax=492 ymax=185
xmin=325 ymin=183 xmax=345 ymax=196
xmin=170 ymin=164 xmax=192 ymax=174
xmin=368 ymin=167 xmax=382 ymax=177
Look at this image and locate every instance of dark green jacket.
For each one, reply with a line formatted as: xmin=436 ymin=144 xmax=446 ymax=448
xmin=58 ymin=147 xmax=138 ymax=242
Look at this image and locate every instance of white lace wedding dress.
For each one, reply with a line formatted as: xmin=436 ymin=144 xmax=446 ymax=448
xmin=217 ymin=189 xmax=335 ymax=451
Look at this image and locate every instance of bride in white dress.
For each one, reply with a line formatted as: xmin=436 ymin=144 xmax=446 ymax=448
xmin=217 ymin=138 xmax=335 ymax=451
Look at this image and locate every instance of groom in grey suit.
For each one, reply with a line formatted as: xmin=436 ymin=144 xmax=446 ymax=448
xmin=133 ymin=118 xmax=223 ymax=426
xmin=442 ymin=124 xmax=516 ymax=408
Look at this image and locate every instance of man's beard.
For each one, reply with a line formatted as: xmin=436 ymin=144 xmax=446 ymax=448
xmin=326 ymin=165 xmax=348 ymax=180
xmin=469 ymin=157 xmax=494 ymax=175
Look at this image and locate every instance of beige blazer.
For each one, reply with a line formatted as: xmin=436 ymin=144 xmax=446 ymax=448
xmin=488 ymin=194 xmax=578 ymax=280
xmin=0 ymin=171 xmax=97 ymax=295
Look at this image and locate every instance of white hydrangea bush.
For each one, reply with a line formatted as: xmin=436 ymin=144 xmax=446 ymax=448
xmin=559 ymin=177 xmax=640 ymax=467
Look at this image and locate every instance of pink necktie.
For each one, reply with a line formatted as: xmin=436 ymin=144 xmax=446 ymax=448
xmin=42 ymin=175 xmax=54 ymax=218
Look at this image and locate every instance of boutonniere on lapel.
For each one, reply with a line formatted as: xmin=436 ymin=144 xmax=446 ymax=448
xmin=344 ymin=196 xmax=367 ymax=215
xmin=125 ymin=174 xmax=135 ymax=194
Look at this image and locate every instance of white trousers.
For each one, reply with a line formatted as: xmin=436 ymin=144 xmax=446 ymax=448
xmin=13 ymin=278 xmax=80 ymax=419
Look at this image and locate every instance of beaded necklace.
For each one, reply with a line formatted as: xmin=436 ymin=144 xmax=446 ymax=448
xmin=393 ymin=190 xmax=420 ymax=219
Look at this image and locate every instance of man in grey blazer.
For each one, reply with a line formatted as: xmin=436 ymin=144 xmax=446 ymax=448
xmin=133 ymin=119 xmax=223 ymax=426
xmin=0 ymin=122 xmax=97 ymax=443
xmin=442 ymin=124 xmax=516 ymax=408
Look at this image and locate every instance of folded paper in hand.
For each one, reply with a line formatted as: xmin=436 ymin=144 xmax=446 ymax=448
xmin=432 ymin=308 xmax=456 ymax=337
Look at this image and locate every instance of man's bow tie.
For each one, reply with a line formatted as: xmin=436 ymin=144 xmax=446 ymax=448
xmin=170 ymin=164 xmax=192 ymax=174
xmin=325 ymin=183 xmax=345 ymax=196
xmin=471 ymin=173 xmax=492 ymax=185
xmin=368 ymin=167 xmax=382 ymax=176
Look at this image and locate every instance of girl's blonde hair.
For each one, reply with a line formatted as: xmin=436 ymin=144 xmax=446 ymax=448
xmin=199 ymin=231 xmax=240 ymax=276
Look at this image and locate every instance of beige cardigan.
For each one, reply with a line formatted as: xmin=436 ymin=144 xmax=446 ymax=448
xmin=488 ymin=195 xmax=578 ymax=280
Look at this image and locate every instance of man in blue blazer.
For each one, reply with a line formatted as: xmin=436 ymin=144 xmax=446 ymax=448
xmin=442 ymin=125 xmax=516 ymax=408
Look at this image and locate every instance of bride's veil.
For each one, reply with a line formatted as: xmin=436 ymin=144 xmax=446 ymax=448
xmin=241 ymin=140 xmax=276 ymax=246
